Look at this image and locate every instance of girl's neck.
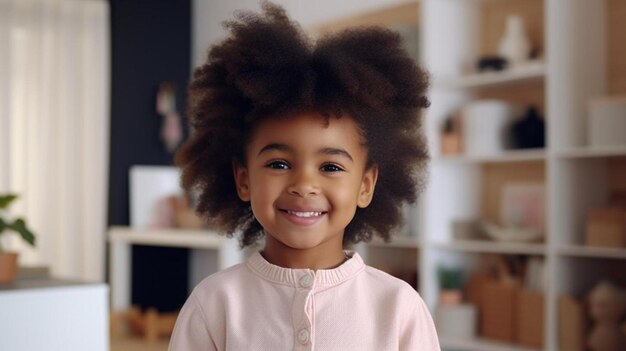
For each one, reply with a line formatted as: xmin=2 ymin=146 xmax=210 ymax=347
xmin=261 ymin=236 xmax=347 ymax=271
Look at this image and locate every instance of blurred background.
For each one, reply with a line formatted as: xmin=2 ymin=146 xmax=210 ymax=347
xmin=0 ymin=0 xmax=625 ymax=350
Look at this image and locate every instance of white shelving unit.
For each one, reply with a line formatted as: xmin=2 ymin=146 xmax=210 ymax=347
xmin=107 ymin=227 xmax=245 ymax=313
xmin=312 ymin=1 xmax=626 ymax=350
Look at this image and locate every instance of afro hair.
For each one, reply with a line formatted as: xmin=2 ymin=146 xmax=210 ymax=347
xmin=176 ymin=2 xmax=429 ymax=247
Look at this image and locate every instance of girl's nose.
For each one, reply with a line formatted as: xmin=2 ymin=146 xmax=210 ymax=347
xmin=287 ymin=168 xmax=320 ymax=197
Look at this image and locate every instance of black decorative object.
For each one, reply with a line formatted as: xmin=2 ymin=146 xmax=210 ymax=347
xmin=511 ymin=106 xmax=545 ymax=149
xmin=477 ymin=56 xmax=508 ymax=72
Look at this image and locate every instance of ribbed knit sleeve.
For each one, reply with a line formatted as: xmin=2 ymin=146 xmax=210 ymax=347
xmin=168 ymin=293 xmax=217 ymax=351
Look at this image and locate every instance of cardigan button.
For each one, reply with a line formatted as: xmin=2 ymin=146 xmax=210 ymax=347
xmin=297 ymin=328 xmax=310 ymax=344
xmin=299 ymin=274 xmax=313 ymax=288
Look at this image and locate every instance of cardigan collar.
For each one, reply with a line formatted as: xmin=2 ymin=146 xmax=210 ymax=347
xmin=246 ymin=250 xmax=365 ymax=288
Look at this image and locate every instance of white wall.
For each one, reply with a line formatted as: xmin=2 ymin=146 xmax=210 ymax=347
xmin=192 ymin=0 xmax=412 ymax=68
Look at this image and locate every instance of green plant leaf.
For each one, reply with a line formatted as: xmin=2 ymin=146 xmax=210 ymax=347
xmin=438 ymin=267 xmax=463 ymax=290
xmin=8 ymin=218 xmax=36 ymax=247
xmin=0 ymin=194 xmax=18 ymax=210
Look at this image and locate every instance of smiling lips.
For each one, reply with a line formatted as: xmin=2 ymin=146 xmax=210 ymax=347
xmin=279 ymin=208 xmax=327 ymax=226
xmin=286 ymin=210 xmax=323 ymax=217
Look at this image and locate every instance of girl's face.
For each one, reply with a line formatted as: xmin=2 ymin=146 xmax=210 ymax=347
xmin=233 ymin=111 xmax=378 ymax=263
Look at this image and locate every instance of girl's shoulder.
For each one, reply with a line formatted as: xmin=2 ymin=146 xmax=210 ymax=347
xmin=190 ymin=261 xmax=252 ymax=299
xmin=360 ymin=264 xmax=421 ymax=300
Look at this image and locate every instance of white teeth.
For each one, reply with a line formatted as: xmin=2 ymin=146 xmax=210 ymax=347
xmin=287 ymin=210 xmax=323 ymax=217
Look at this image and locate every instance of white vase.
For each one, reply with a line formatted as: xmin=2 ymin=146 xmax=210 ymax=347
xmin=498 ymin=15 xmax=531 ymax=67
xmin=462 ymin=100 xmax=515 ymax=156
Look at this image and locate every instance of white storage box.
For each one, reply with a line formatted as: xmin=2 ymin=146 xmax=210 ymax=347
xmin=435 ymin=303 xmax=478 ymax=340
xmin=588 ymin=96 xmax=626 ymax=147
xmin=462 ymin=100 xmax=515 ymax=155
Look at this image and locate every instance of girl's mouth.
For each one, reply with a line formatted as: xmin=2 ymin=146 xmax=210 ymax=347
xmin=285 ymin=210 xmax=324 ymax=217
xmin=279 ymin=209 xmax=327 ymax=226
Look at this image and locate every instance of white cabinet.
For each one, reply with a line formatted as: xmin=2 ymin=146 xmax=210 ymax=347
xmin=311 ymin=1 xmax=626 ymax=350
xmin=0 ymin=279 xmax=109 ymax=351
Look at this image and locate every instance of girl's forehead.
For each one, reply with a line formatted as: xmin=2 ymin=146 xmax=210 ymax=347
xmin=258 ymin=112 xmax=361 ymax=137
xmin=247 ymin=111 xmax=367 ymax=152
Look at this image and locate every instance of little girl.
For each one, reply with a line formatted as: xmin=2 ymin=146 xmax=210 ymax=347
xmin=169 ymin=3 xmax=439 ymax=350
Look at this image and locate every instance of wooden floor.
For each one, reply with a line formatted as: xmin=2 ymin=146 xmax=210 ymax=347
xmin=110 ymin=335 xmax=170 ymax=351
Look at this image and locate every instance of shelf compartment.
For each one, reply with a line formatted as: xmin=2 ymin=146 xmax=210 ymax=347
xmin=430 ymin=240 xmax=546 ymax=256
xmin=434 ymin=149 xmax=546 ymax=164
xmin=481 ymin=161 xmax=546 ymax=227
xmin=424 ymin=160 xmax=546 ymax=245
xmin=439 ymin=336 xmax=540 ymax=351
xmin=433 ymin=64 xmax=546 ymax=90
xmin=480 ymin=0 xmax=544 ymax=61
xmin=554 ymin=257 xmax=626 ymax=351
xmin=433 ymin=0 xmax=545 ymax=92
xmin=554 ymin=256 xmax=626 ymax=300
xmin=556 ymin=245 xmax=626 ymax=260
xmin=551 ymin=157 xmax=626 ymax=247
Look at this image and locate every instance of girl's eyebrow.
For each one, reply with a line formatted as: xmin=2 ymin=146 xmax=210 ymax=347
xmin=258 ymin=143 xmax=353 ymax=162
xmin=258 ymin=143 xmax=290 ymax=155
xmin=319 ymin=147 xmax=353 ymax=162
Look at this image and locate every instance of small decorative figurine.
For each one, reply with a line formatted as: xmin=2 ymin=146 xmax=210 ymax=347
xmin=476 ymin=56 xmax=508 ymax=72
xmin=511 ymin=106 xmax=545 ymax=149
xmin=498 ymin=15 xmax=531 ymax=67
xmin=156 ymin=82 xmax=183 ymax=153
xmin=441 ymin=115 xmax=462 ymax=155
xmin=587 ymin=281 xmax=626 ymax=351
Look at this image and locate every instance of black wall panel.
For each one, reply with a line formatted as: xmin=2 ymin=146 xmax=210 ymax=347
xmin=109 ymin=0 xmax=191 ymax=312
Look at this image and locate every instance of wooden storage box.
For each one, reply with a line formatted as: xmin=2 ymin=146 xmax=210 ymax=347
xmin=516 ymin=290 xmax=544 ymax=348
xmin=585 ymin=208 xmax=626 ymax=247
xmin=480 ymin=282 xmax=519 ymax=341
xmin=558 ymin=295 xmax=586 ymax=351
xmin=127 ymin=305 xmax=179 ymax=342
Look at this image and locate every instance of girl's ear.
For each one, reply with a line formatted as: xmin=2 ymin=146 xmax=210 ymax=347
xmin=357 ymin=165 xmax=379 ymax=208
xmin=233 ymin=161 xmax=251 ymax=201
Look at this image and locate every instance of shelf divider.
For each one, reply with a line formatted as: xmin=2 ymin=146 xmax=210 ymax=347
xmin=429 ymin=239 xmax=547 ymax=255
xmin=433 ymin=63 xmax=546 ymax=90
xmin=434 ymin=149 xmax=547 ymax=164
xmin=439 ymin=336 xmax=541 ymax=351
xmin=556 ymin=245 xmax=626 ymax=260
xmin=554 ymin=145 xmax=626 ymax=159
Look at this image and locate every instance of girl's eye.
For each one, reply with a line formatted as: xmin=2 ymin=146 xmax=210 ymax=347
xmin=320 ymin=163 xmax=344 ymax=172
xmin=265 ymin=160 xmax=290 ymax=170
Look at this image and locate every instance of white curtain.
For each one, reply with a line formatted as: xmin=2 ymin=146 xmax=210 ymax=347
xmin=0 ymin=0 xmax=110 ymax=282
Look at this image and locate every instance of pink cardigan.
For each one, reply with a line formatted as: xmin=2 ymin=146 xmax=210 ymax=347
xmin=169 ymin=251 xmax=440 ymax=350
